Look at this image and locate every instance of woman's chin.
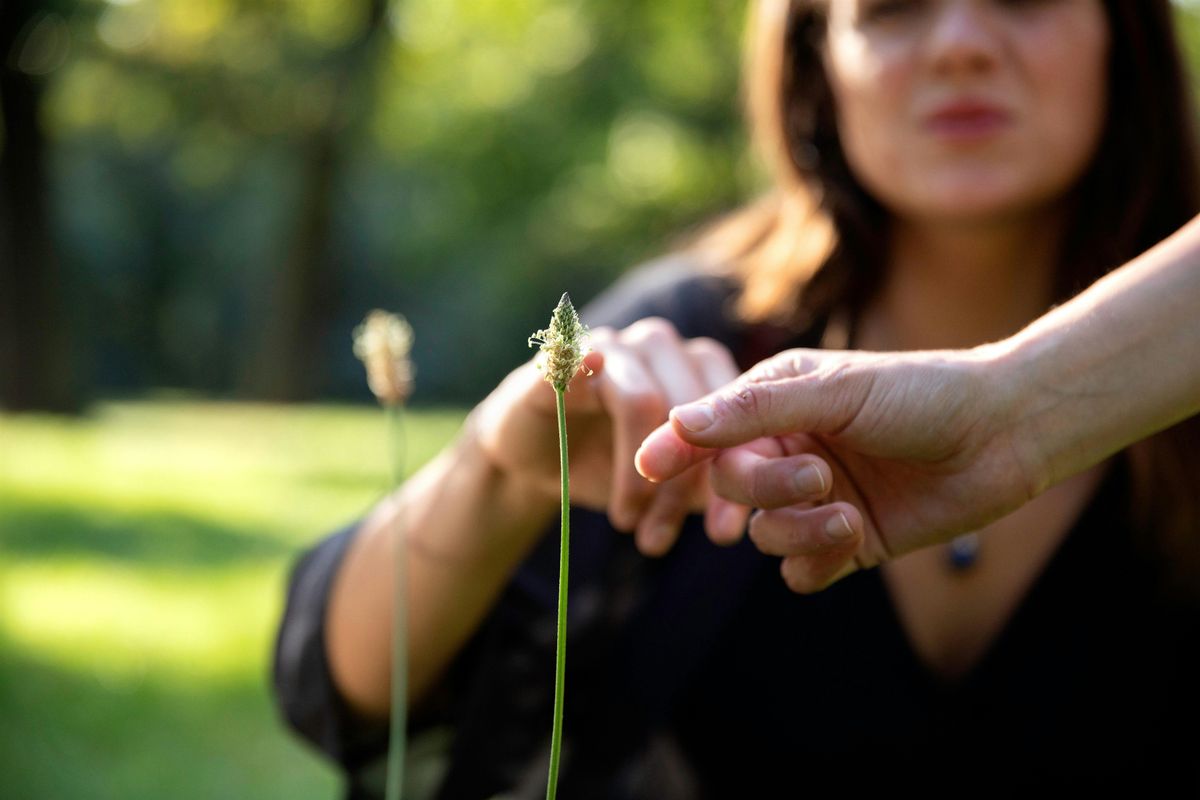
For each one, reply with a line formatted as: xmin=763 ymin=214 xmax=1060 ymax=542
xmin=897 ymin=187 xmax=1061 ymax=228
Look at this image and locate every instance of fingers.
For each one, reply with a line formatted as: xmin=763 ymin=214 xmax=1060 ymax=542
xmin=519 ymin=346 xmax=606 ymax=420
xmin=747 ymin=503 xmax=865 ymax=593
xmin=710 ymin=448 xmax=832 ymax=509
xmin=683 ymin=336 xmax=741 ymax=394
xmin=634 ymin=421 xmax=714 ymax=484
xmin=633 ymin=470 xmax=752 ymax=555
xmin=632 ymin=337 xmax=743 ymax=484
xmin=594 ymin=339 xmax=671 ymax=532
xmin=681 ymin=336 xmax=751 ymax=546
xmin=780 ymin=552 xmax=860 ymax=595
xmin=748 ymin=502 xmax=863 ymax=557
xmin=546 ymin=317 xmax=751 ymax=556
xmin=619 ymin=326 xmax=740 ymax=555
xmin=704 ymin=494 xmax=751 ymax=547
xmin=632 ymin=463 xmax=704 ymax=557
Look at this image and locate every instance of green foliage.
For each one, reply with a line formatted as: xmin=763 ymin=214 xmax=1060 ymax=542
xmin=34 ymin=0 xmax=751 ymax=402
xmin=30 ymin=1 xmax=1200 ymax=402
xmin=0 ymin=400 xmax=466 ymax=799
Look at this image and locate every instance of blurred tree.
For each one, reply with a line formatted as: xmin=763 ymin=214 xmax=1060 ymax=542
xmin=0 ymin=0 xmax=79 ymax=412
xmin=238 ymin=0 xmax=391 ymax=401
xmin=27 ymin=1 xmax=1200 ymax=405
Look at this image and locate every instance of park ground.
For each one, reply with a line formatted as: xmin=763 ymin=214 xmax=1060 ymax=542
xmin=0 ymin=400 xmax=464 ymax=799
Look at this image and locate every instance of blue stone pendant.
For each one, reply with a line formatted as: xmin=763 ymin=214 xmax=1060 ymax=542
xmin=947 ymin=532 xmax=981 ymax=571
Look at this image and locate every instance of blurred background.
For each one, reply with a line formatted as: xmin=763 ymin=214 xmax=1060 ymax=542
xmin=3 ymin=0 xmax=1200 ymax=797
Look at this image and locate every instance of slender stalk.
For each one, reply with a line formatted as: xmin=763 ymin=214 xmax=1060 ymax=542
xmin=528 ymin=292 xmax=587 ymax=799
xmin=385 ymin=405 xmax=407 ymax=800
xmin=546 ymin=388 xmax=570 ymax=800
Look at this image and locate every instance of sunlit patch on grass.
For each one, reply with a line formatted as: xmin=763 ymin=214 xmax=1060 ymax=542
xmin=0 ymin=560 xmax=286 ymax=683
xmin=0 ymin=400 xmax=465 ymax=542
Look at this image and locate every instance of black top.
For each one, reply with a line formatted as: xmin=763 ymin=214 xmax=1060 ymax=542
xmin=271 ymin=257 xmax=1200 ymax=798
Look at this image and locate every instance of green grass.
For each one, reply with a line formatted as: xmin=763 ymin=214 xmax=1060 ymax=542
xmin=0 ymin=398 xmax=466 ymax=800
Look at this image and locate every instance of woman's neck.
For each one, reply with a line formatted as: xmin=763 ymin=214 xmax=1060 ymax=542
xmin=857 ymin=214 xmax=1066 ymax=352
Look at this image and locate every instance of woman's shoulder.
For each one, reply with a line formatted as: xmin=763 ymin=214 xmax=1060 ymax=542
xmin=580 ymin=252 xmax=822 ymax=368
xmin=580 ymin=252 xmax=741 ymax=339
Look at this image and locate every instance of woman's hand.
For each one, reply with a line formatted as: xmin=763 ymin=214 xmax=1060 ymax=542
xmin=473 ymin=317 xmax=751 ymax=557
xmin=635 ymin=345 xmax=1045 ymax=591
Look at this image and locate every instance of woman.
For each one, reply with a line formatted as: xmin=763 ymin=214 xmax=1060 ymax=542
xmin=273 ymin=1 xmax=1200 ymax=796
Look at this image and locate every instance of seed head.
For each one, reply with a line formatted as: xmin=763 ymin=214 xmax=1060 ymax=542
xmin=353 ymin=310 xmax=415 ymax=406
xmin=528 ymin=293 xmax=590 ymax=393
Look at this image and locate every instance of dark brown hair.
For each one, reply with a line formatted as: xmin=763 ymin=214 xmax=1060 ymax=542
xmin=692 ymin=0 xmax=1200 ymax=590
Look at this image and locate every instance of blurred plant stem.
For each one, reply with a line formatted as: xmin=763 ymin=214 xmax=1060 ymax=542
xmin=386 ymin=403 xmax=407 ymax=800
xmin=353 ymin=308 xmax=414 ymax=799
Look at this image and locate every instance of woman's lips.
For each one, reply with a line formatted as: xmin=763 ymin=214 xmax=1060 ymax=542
xmin=924 ymin=102 xmax=1013 ymax=141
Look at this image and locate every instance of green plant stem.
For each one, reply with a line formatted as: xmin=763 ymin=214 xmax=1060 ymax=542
xmin=546 ymin=388 xmax=570 ymax=800
xmin=385 ymin=405 xmax=407 ymax=800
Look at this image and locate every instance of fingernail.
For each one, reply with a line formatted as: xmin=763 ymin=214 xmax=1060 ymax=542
xmin=715 ymin=505 xmax=745 ymax=542
xmin=633 ymin=445 xmax=654 ymax=480
xmin=824 ymin=512 xmax=855 ymax=542
xmin=642 ymin=524 xmax=675 ymax=555
xmin=673 ymin=403 xmax=714 ymax=432
xmin=794 ymin=465 xmax=826 ymax=496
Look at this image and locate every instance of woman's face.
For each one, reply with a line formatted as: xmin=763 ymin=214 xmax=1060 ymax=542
xmin=819 ymin=0 xmax=1110 ymax=224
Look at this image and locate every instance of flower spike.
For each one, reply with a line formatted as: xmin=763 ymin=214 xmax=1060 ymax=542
xmin=353 ymin=310 xmax=415 ymax=406
xmin=528 ymin=292 xmax=590 ymax=393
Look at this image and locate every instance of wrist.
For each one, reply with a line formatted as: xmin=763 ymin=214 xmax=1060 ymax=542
xmin=454 ymin=417 xmax=560 ymax=539
xmin=971 ymin=335 xmax=1056 ymax=501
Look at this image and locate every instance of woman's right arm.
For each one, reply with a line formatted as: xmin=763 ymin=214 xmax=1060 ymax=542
xmin=324 ymin=413 xmax=557 ymax=722
xmin=322 ymin=318 xmax=757 ymax=723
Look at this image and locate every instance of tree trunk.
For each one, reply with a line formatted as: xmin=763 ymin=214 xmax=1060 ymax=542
xmin=239 ymin=0 xmax=390 ymax=401
xmin=0 ymin=1 xmax=78 ymax=413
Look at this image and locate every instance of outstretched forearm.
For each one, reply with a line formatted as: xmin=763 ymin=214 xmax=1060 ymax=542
xmin=1001 ymin=214 xmax=1200 ymax=494
xmin=324 ymin=419 xmax=556 ymax=721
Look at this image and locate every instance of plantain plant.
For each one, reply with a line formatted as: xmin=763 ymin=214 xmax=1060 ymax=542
xmin=353 ymin=310 xmax=415 ymax=800
xmin=527 ymin=293 xmax=590 ymax=800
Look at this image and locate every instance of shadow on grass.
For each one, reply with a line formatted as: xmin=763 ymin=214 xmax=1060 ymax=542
xmin=0 ymin=631 xmax=339 ymax=800
xmin=0 ymin=496 xmax=293 ymax=567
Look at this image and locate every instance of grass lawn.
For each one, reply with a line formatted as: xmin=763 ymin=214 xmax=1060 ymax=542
xmin=0 ymin=398 xmax=466 ymax=799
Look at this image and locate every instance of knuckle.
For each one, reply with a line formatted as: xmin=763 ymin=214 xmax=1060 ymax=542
xmin=747 ymin=349 xmax=808 ymax=383
xmin=623 ymin=389 xmax=667 ymax=421
xmin=748 ymin=467 xmax=773 ymax=509
xmin=727 ymin=384 xmax=761 ymax=417
xmin=722 ymin=383 xmax=770 ymax=435
xmin=685 ymin=336 xmax=729 ymax=362
xmin=687 ymin=338 xmax=740 ymax=384
xmin=586 ymin=328 xmax=618 ymax=353
xmin=624 ymin=317 xmax=679 ymax=347
xmin=711 ymin=453 xmax=752 ymax=506
xmin=785 ymin=524 xmax=812 ymax=552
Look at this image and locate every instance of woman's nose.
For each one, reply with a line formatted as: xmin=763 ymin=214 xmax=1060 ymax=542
xmin=923 ymin=1 xmax=1002 ymax=77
